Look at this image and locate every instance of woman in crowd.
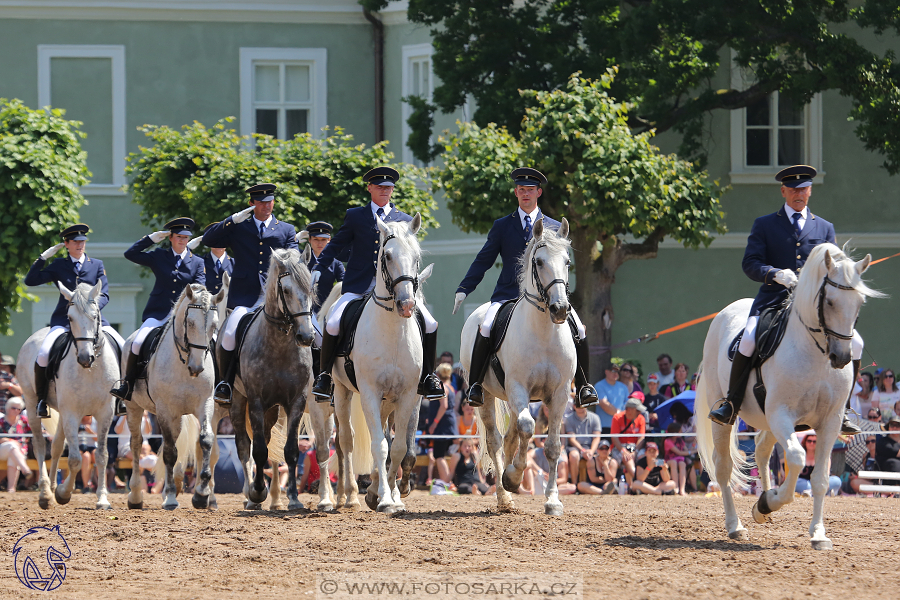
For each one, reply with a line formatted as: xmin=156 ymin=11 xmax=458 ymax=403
xmin=880 ymin=399 xmax=900 ymax=425
xmin=632 ymin=442 xmax=676 ymax=495
xmin=664 ymin=422 xmax=691 ymax=496
xmin=851 ymin=371 xmax=879 ymax=421
xmin=576 ymin=439 xmax=618 ymax=495
xmin=877 ymin=370 xmax=900 ymax=415
xmin=875 ymin=416 xmax=900 ymax=473
xmin=794 ymin=433 xmax=842 ymax=496
xmin=662 ymin=363 xmax=692 ymax=399
xmin=449 ymin=439 xmax=492 ymax=495
xmin=669 ymin=400 xmax=700 ymax=492
xmin=848 ymin=435 xmax=880 ymax=495
xmin=426 ymin=363 xmax=457 ymax=486
xmin=618 ymin=363 xmax=642 ymax=396
xmin=0 ymin=397 xmax=32 ymax=491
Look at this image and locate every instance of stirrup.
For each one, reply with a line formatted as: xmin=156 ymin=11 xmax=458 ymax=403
xmin=36 ymin=400 xmax=50 ymax=419
xmin=213 ymin=382 xmax=233 ymax=406
xmin=110 ymin=379 xmax=131 ymax=401
xmin=574 ymin=384 xmax=599 ymax=408
xmin=115 ymin=399 xmax=128 ymax=416
xmin=418 ymin=373 xmax=443 ymax=400
xmin=465 ymin=383 xmax=485 ymax=408
xmin=312 ymin=373 xmax=334 ymax=403
xmin=708 ymin=398 xmax=737 ymax=426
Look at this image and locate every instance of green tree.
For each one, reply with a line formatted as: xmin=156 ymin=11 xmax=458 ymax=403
xmin=0 ymin=99 xmax=90 ymax=335
xmin=126 ymin=118 xmax=438 ymax=233
xmin=367 ymin=0 xmax=900 ymax=172
xmin=437 ymin=72 xmax=726 ymax=370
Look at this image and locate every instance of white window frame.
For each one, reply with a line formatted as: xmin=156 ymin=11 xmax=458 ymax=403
xmin=729 ymin=54 xmax=824 ymax=185
xmin=401 ymin=43 xmax=435 ymax=166
xmin=37 ymin=45 xmax=127 ymax=196
xmin=240 ymin=48 xmax=327 ymax=141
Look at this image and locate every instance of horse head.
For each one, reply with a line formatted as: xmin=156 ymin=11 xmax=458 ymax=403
xmin=174 ymin=284 xmax=220 ymax=377
xmin=266 ymin=249 xmax=315 ymax=347
xmin=375 ymin=214 xmax=423 ymax=318
xmin=58 ymin=281 xmax=103 ymax=368
xmin=522 ymin=217 xmax=572 ymax=324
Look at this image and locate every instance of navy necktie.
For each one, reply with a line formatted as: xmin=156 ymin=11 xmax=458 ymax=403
xmin=792 ymin=212 xmax=802 ymax=237
xmin=214 ymin=259 xmax=220 ymax=275
xmin=175 ymin=257 xmax=182 ymax=270
xmin=259 ymin=222 xmax=265 ymax=238
xmin=376 ymin=207 xmax=385 ymax=221
xmin=524 ymin=215 xmax=532 ymax=239
xmin=73 ymin=261 xmax=80 ymax=277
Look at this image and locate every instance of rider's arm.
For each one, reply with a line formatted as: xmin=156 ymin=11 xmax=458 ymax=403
xmin=201 ymin=219 xmax=233 ymax=249
xmin=194 ymin=257 xmax=206 ymax=287
xmin=24 ymin=256 xmax=58 ymax=287
xmin=123 ymin=236 xmax=158 ymax=267
xmin=742 ymin=216 xmax=778 ymax=285
xmin=456 ymin=219 xmax=503 ymax=296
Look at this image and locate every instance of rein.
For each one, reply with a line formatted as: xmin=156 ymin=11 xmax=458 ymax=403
xmin=797 ymin=276 xmax=858 ymax=355
xmin=522 ymin=241 xmax=569 ymax=313
xmin=373 ymin=233 xmax=419 ymax=313
xmin=263 ymin=270 xmax=311 ymax=339
xmin=172 ymin=300 xmax=212 ymax=365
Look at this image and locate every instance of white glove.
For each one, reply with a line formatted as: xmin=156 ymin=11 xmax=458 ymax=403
xmin=452 ymin=292 xmax=466 ymax=315
xmin=231 ymin=206 xmax=254 ymax=224
xmin=40 ymin=242 xmax=65 ymax=260
xmin=187 ymin=236 xmax=203 ymax=251
xmin=773 ymin=269 xmax=798 ymax=289
xmin=296 ymin=230 xmax=309 ymax=245
xmin=310 ymin=270 xmax=321 ymax=288
xmin=149 ymin=230 xmax=169 ymax=243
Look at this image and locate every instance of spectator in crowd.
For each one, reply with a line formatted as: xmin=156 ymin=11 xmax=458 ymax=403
xmin=876 ymin=415 xmax=900 ymax=473
xmin=662 ymin=363 xmax=692 ymax=398
xmin=77 ymin=415 xmax=97 ymax=493
xmin=652 ymin=353 xmax=675 ymax=388
xmin=847 ymin=435 xmax=880 ymax=495
xmin=633 ymin=442 xmax=676 ymax=495
xmin=851 ymin=371 xmax=879 ymax=422
xmin=114 ymin=410 xmax=153 ymax=460
xmin=427 ymin=368 xmax=457 ymax=486
xmin=577 ymin=439 xmax=618 ymax=494
xmin=0 ymin=355 xmax=22 ymax=414
xmin=449 ymin=439 xmax=492 ymax=495
xmin=664 ymin=422 xmax=691 ymax=496
xmin=457 ymin=401 xmax=477 ymax=438
xmin=565 ymin=403 xmax=602 ymax=485
xmin=138 ymin=441 xmax=158 ymax=493
xmin=669 ymin=400 xmax=700 ymax=492
xmin=297 ymin=440 xmax=337 ymax=494
xmin=880 ymin=399 xmax=900 ymax=425
xmin=795 ymin=433 xmax=842 ymax=496
xmin=525 ymin=404 xmax=575 ymax=496
xmin=877 ymin=370 xmax=900 ymax=413
xmin=610 ymin=395 xmax=646 ymax=487
xmin=594 ymin=363 xmax=628 ymax=433
xmin=618 ymin=363 xmax=642 ymax=396
xmin=643 ymin=374 xmax=667 ymax=432
xmin=0 ymin=397 xmax=32 ymax=492
xmin=867 ymin=408 xmax=882 ymax=423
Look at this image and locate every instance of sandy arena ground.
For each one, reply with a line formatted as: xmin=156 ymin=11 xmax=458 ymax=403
xmin=1 ymin=490 xmax=896 ymax=599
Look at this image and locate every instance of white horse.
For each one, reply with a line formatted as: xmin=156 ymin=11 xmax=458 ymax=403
xmin=123 ymin=279 xmax=228 ymax=510
xmin=463 ymin=217 xmax=575 ymax=515
xmin=695 ymin=243 xmax=881 ymax=549
xmin=16 ymin=281 xmax=118 ymax=509
xmin=322 ymin=215 xmax=432 ymax=514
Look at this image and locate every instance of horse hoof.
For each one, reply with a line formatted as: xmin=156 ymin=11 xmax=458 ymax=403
xmin=191 ymin=493 xmax=210 ymax=510
xmin=501 ymin=472 xmax=519 ymax=494
xmin=398 ymin=482 xmax=412 ymax=498
xmin=751 ymin=502 xmax=771 ymax=524
xmin=245 ymin=501 xmax=262 ymax=510
xmin=38 ymin=497 xmax=51 ymax=510
xmin=127 ymin=500 xmax=144 ymax=510
xmin=96 ymin=501 xmax=112 ymax=510
xmin=288 ymin=499 xmax=304 ymax=511
xmin=544 ymin=502 xmax=564 ymax=517
xmin=316 ymin=502 xmax=334 ymax=512
xmin=208 ymin=499 xmax=218 ymax=510
xmin=728 ymin=528 xmax=749 ymax=541
xmin=55 ymin=490 xmax=71 ymax=505
xmin=248 ymin=487 xmax=268 ymax=504
xmin=377 ymin=502 xmax=401 ymax=514
xmin=163 ymin=502 xmax=179 ymax=511
xmin=811 ymin=539 xmax=833 ymax=551
xmin=364 ymin=492 xmax=379 ymax=511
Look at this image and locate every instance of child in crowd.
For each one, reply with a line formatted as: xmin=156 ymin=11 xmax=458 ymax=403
xmin=664 ymin=423 xmax=690 ymax=495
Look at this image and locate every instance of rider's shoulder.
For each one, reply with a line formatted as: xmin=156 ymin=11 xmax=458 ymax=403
xmin=540 ymin=214 xmax=561 ymax=231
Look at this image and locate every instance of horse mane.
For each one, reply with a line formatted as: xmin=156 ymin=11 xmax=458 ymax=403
xmin=160 ymin=283 xmax=213 ymax=339
xmin=792 ymin=243 xmax=884 ymax=322
xmin=515 ymin=221 xmax=572 ymax=294
xmin=70 ymin=283 xmax=100 ymax=319
xmin=379 ymin=220 xmax=426 ymax=301
xmin=262 ymin=248 xmax=311 ymax=306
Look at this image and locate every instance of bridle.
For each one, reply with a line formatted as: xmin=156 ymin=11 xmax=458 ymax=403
xmin=172 ymin=299 xmax=213 ymax=365
xmin=797 ymin=275 xmax=858 ymax=355
xmin=263 ymin=270 xmax=311 ymax=339
xmin=373 ymin=233 xmax=419 ymax=313
xmin=522 ymin=241 xmax=569 ymax=313
xmin=68 ymin=301 xmax=103 ymax=355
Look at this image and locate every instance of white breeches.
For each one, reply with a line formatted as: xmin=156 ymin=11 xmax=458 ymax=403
xmin=480 ymin=301 xmax=586 ymax=339
xmin=221 ymin=306 xmax=252 ymax=351
xmin=131 ymin=318 xmax=167 ymax=355
xmin=325 ymin=292 xmax=438 ymax=336
xmin=37 ymin=326 xmax=68 ymax=367
xmin=739 ymin=315 xmax=863 ymax=360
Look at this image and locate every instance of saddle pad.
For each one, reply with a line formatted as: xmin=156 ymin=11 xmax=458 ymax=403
xmin=336 ymin=294 xmax=370 ymax=358
xmin=755 ymin=303 xmax=791 ymax=363
xmin=489 ymin=298 xmax=520 ymax=353
xmin=233 ymin=307 xmax=262 ymax=379
xmin=138 ymin=326 xmax=165 ymax=365
xmin=46 ymin=332 xmax=73 ymax=381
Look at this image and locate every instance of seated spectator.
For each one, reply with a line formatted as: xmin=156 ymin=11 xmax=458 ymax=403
xmin=794 ymin=433 xmax=842 ymax=496
xmin=644 ymin=374 xmax=667 ymax=432
xmin=76 ymin=415 xmax=97 ymax=493
xmin=594 ymin=363 xmax=628 ymax=432
xmin=449 ymin=439 xmax=492 ymax=495
xmin=610 ymin=396 xmax=647 ymax=486
xmin=115 ymin=411 xmax=153 ymax=460
xmin=876 ymin=416 xmax=900 ymax=473
xmin=565 ymin=404 xmax=602 ymax=485
xmin=669 ymin=400 xmax=700 ymax=491
xmin=525 ymin=409 xmax=575 ymax=496
xmin=427 ymin=367 xmax=457 ymax=486
xmin=633 ymin=442 xmax=676 ymax=495
xmin=662 ymin=363 xmax=692 ymax=399
xmin=457 ymin=401 xmax=477 ymax=438
xmin=138 ymin=441 xmax=158 ymax=493
xmin=847 ymin=435 xmax=880 ymax=495
xmin=217 ymin=415 xmax=235 ymax=435
xmin=880 ymin=399 xmax=900 ymax=425
xmin=0 ymin=355 xmax=22 ymax=414
xmin=618 ymin=363 xmax=642 ymax=396
xmin=577 ymin=439 xmax=618 ymax=495
xmin=664 ymin=423 xmax=690 ymax=496
xmin=0 ymin=397 xmax=32 ymax=492
xmin=297 ymin=441 xmax=337 ymax=494
xmin=877 ymin=370 xmax=900 ymax=413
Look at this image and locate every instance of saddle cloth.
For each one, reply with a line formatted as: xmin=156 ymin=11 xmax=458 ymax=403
xmin=727 ymin=303 xmax=792 ymax=412
xmin=232 ymin=307 xmax=262 ymax=379
xmin=47 ymin=330 xmax=122 ymax=380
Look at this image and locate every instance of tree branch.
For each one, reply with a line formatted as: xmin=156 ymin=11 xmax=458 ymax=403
xmin=620 ymin=227 xmax=666 ymax=263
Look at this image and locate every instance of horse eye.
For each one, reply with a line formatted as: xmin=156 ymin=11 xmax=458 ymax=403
xmin=826 ymin=299 xmax=834 ymax=307
xmin=536 ymin=259 xmax=543 ymax=267
xmin=385 ymin=253 xmax=392 ymax=262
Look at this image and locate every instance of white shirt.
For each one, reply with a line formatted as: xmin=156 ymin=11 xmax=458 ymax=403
xmin=784 ymin=203 xmax=808 ymax=232
xmin=213 ymin=252 xmax=228 ymax=270
xmin=517 ymin=206 xmax=540 ymax=231
xmin=253 ymin=215 xmax=273 ymax=231
xmin=70 ymin=254 xmax=85 ymax=268
xmin=371 ymin=201 xmax=392 ymax=220
xmin=172 ymin=248 xmax=188 ymax=262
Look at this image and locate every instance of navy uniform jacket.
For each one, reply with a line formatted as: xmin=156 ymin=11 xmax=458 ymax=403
xmin=307 ymin=251 xmax=345 ymax=308
xmin=743 ymin=206 xmax=836 ymax=316
xmin=203 ymin=252 xmax=234 ymax=295
xmin=457 ymin=210 xmax=560 ymax=303
xmin=202 ymin=216 xmax=298 ymax=309
xmin=312 ymin=203 xmax=412 ymax=295
xmin=24 ymin=254 xmax=110 ymax=327
xmin=125 ymin=236 xmax=206 ymax=321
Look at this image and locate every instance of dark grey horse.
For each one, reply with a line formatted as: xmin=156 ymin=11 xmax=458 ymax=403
xmin=218 ymin=248 xmax=315 ymax=510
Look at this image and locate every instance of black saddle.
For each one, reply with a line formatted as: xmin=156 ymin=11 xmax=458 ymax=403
xmin=232 ymin=307 xmax=262 ymax=379
xmin=46 ymin=329 xmax=122 ymax=380
xmin=727 ymin=303 xmax=792 ymax=412
xmin=137 ymin=326 xmax=165 ymax=371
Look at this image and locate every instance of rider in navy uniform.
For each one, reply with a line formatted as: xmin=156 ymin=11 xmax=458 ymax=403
xmin=111 ymin=217 xmax=206 ymax=403
xmin=24 ymin=223 xmax=125 ymax=418
xmin=452 ymin=168 xmax=599 ymax=408
xmin=197 ymin=223 xmax=234 ymax=295
xmin=202 ymin=183 xmax=298 ymax=405
xmin=310 ymin=167 xmax=443 ymax=402
xmin=708 ymin=166 xmax=862 ymax=435
xmin=301 ymin=221 xmax=345 ymax=312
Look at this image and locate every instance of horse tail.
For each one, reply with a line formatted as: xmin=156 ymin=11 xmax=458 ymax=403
xmin=42 ymin=407 xmax=60 ymax=438
xmin=266 ymin=406 xmax=288 ymax=466
xmin=298 ymin=411 xmax=312 ymax=439
xmin=476 ymin=399 xmax=510 ymax=475
xmin=154 ymin=414 xmax=200 ymax=482
xmin=349 ymin=393 xmax=373 ymax=474
xmin=694 ymin=365 xmax=753 ymax=490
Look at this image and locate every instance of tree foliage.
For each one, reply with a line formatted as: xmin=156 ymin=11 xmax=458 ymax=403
xmin=399 ymin=0 xmax=900 ymax=172
xmin=437 ymin=72 xmax=726 ymax=367
xmin=126 ymin=118 xmax=438 ymax=233
xmin=0 ymin=99 xmax=90 ymax=335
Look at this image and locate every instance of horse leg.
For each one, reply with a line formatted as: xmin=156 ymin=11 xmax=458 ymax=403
xmin=32 ymin=413 xmax=52 ymax=509
xmin=752 ymin=412 xmax=803 ymax=524
xmin=93 ymin=409 xmax=114 ymax=510
xmin=248 ymin=398 xmax=270 ymax=506
xmin=542 ymin=392 xmax=568 ymax=516
xmin=158 ymin=418 xmax=182 ymax=510
xmin=54 ymin=413 xmax=82 ymax=505
xmin=480 ymin=393 xmax=514 ymax=511
xmin=285 ymin=399 xmax=306 ymax=511
xmin=207 ymin=432 xmax=220 ymax=510
xmin=712 ymin=422 xmax=748 ymax=540
xmin=396 ymin=396 xmax=421 ymax=500
xmin=45 ymin=427 xmax=65 ymax=504
xmin=358 ymin=387 xmax=392 ymax=513
xmin=332 ymin=418 xmax=343 ymax=508
xmin=126 ymin=405 xmax=147 ymax=509
xmin=755 ymin=430 xmax=776 ymax=492
xmin=230 ymin=390 xmax=257 ymax=509
xmin=388 ymin=394 xmax=417 ymax=510
xmin=809 ymin=422 xmax=840 ymax=550
xmin=191 ymin=403 xmax=215 ymax=510
xmin=501 ymin=386 xmax=533 ymax=495
xmin=309 ymin=401 xmax=334 ymax=511
xmin=334 ymin=386 xmax=359 ymax=509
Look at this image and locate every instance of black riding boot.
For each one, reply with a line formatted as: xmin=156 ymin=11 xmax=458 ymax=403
xmin=110 ymin=350 xmax=139 ymax=401
xmin=311 ymin=346 xmax=321 ymax=382
xmin=34 ymin=364 xmax=51 ymax=419
xmin=213 ymin=348 xmax=237 ymax=406
xmin=708 ymin=351 xmax=754 ymax=426
xmin=841 ymin=359 xmax=862 ymax=435
xmin=573 ymin=336 xmax=600 ymax=408
xmin=417 ymin=330 xmax=443 ymax=399
xmin=312 ymin=331 xmax=339 ymax=402
xmin=464 ymin=333 xmax=493 ymax=407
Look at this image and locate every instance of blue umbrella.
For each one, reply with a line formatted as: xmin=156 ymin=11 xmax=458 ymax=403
xmin=654 ymin=390 xmax=695 ymax=431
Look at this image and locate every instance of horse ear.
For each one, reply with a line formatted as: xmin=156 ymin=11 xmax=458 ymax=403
xmin=300 ymin=244 xmax=312 ymax=264
xmin=533 ymin=217 xmax=545 ymax=239
xmin=215 ymin=272 xmax=230 ymax=305
xmin=418 ymin=263 xmax=434 ymax=283
xmin=89 ymin=280 xmax=102 ymax=300
xmin=824 ymin=250 xmax=834 ymax=273
xmin=57 ymin=282 xmax=73 ymax=301
xmin=558 ymin=217 xmax=569 ymax=239
xmin=376 ymin=216 xmax=390 ymax=237
xmin=185 ymin=284 xmax=195 ymax=302
xmin=856 ymin=254 xmax=872 ymax=275
xmin=409 ymin=213 xmax=422 ymax=235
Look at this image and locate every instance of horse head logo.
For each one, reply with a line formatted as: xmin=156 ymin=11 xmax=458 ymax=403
xmin=12 ymin=525 xmax=71 ymax=591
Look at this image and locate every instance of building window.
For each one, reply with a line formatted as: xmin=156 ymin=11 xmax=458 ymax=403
xmin=401 ymin=44 xmax=434 ymax=166
xmin=240 ymin=48 xmax=327 ymax=141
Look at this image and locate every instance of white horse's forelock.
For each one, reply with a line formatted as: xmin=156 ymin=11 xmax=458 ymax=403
xmin=515 ymin=224 xmax=572 ymax=294
xmin=70 ymin=283 xmax=100 ymax=319
xmin=380 ymin=220 xmax=425 ymax=301
xmin=160 ymin=283 xmax=213 ymax=340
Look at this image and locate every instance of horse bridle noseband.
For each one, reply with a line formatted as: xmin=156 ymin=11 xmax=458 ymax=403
xmin=373 ymin=233 xmax=419 ymax=313
xmin=173 ymin=300 xmax=213 ymax=365
xmin=68 ymin=301 xmax=103 ymax=353
xmin=523 ymin=241 xmax=569 ymax=313
xmin=798 ymin=275 xmax=857 ymax=355
xmin=263 ymin=271 xmax=311 ymax=338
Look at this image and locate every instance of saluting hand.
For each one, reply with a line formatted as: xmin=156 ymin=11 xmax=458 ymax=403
xmin=452 ymin=292 xmax=466 ymax=315
xmin=187 ymin=236 xmax=203 ymax=251
xmin=296 ymin=230 xmax=309 ymax=244
xmin=774 ymin=269 xmax=798 ymax=289
xmin=149 ymin=230 xmax=169 ymax=243
xmin=40 ymin=242 xmax=65 ymax=260
xmin=231 ymin=206 xmax=254 ymax=224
